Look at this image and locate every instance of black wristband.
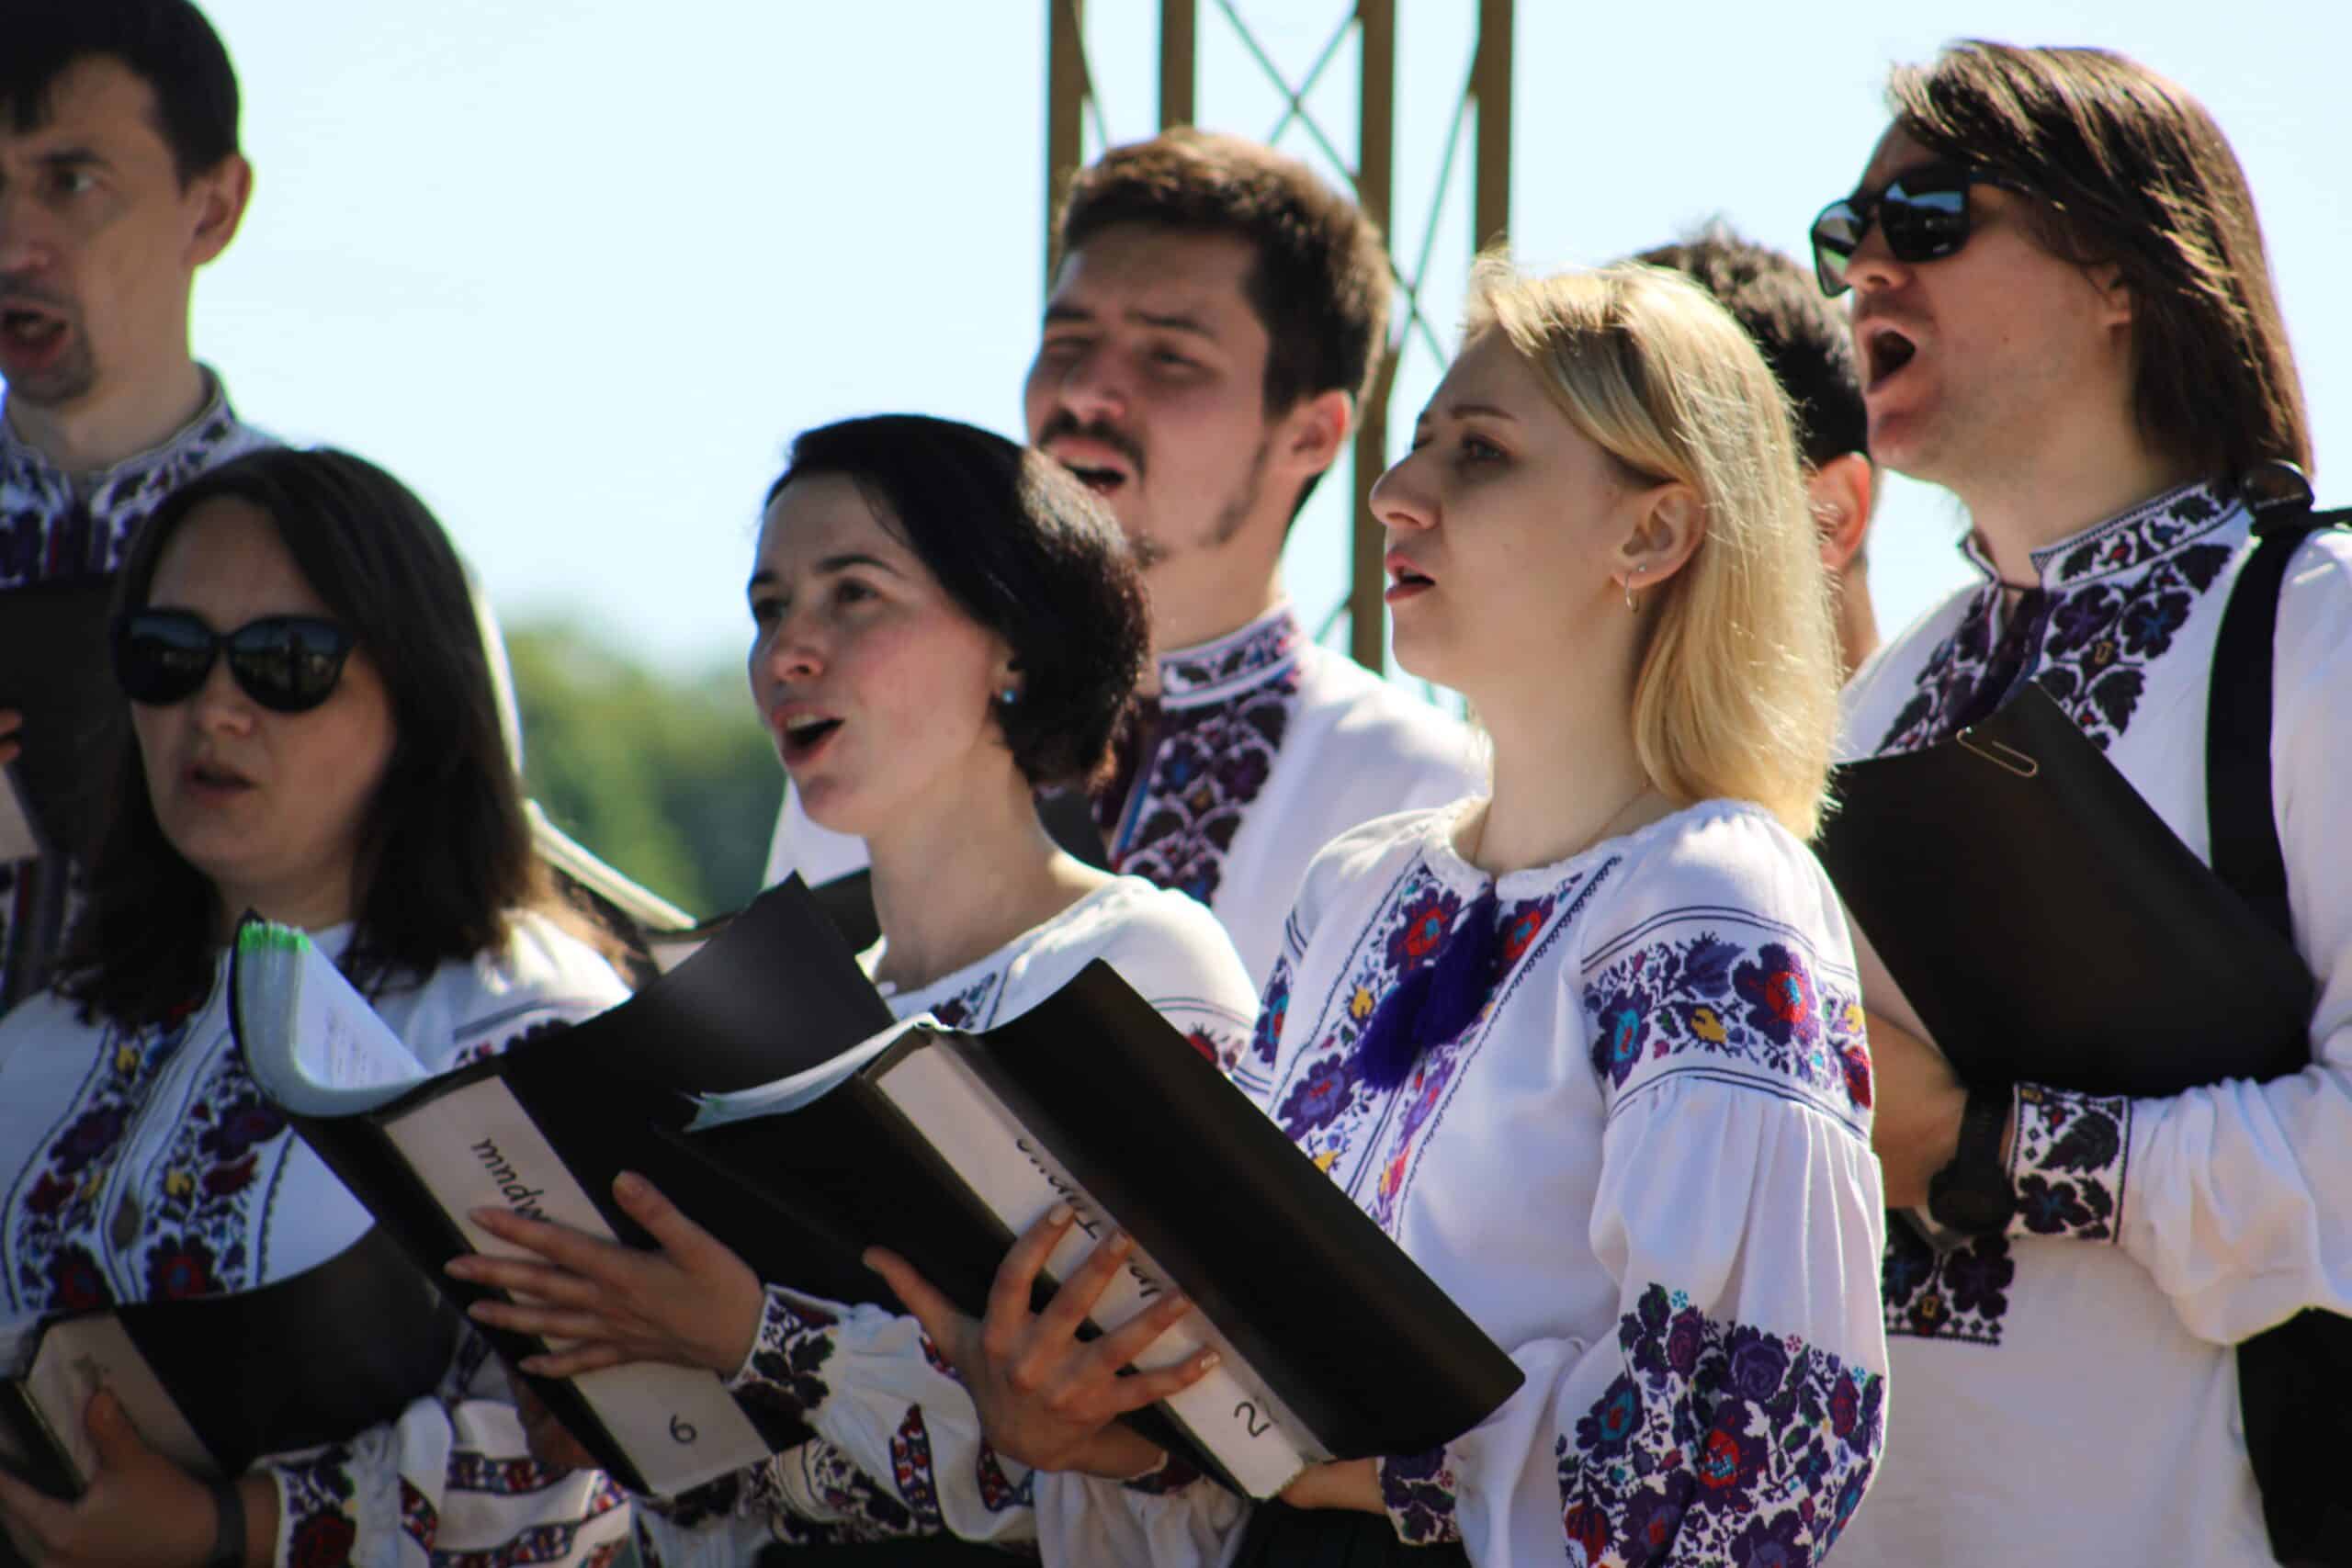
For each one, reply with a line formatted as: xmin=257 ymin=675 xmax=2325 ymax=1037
xmin=206 ymin=1475 xmax=247 ymax=1568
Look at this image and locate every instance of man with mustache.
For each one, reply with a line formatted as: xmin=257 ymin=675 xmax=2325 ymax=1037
xmin=0 ymin=0 xmax=270 ymax=1010
xmin=766 ymin=130 xmax=1480 ymax=991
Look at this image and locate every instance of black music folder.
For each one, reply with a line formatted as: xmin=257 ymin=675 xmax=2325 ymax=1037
xmin=231 ymin=879 xmax=1521 ymax=1499
xmin=1815 ymin=684 xmax=2312 ymax=1096
xmin=0 ymin=1226 xmax=457 ymax=1499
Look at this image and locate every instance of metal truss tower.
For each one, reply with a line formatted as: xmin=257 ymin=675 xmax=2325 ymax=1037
xmin=1045 ymin=0 xmax=1515 ymax=672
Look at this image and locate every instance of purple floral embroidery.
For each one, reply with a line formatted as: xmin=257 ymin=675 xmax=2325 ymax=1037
xmin=1274 ymin=1052 xmax=1356 ymax=1142
xmin=731 ymin=1289 xmax=840 ymax=1416
xmin=1582 ymin=930 xmax=1868 ymax=1116
xmin=1557 ymin=1283 xmax=1883 ymax=1565
xmin=2007 ymin=1084 xmax=2130 ymax=1243
xmin=1103 ymin=611 xmax=1304 ymax=908
xmin=1875 ymin=481 xmax=2239 ymax=755
xmin=1380 ymin=1447 xmax=1462 ymax=1544
xmin=1882 ymin=1224 xmax=2013 ymax=1344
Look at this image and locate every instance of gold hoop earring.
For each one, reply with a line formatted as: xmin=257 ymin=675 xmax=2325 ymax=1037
xmin=1623 ymin=577 xmax=1641 ymax=615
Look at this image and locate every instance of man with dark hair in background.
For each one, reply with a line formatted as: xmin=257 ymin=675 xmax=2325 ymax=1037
xmin=767 ymin=130 xmax=1480 ymax=991
xmin=1634 ymin=223 xmax=1880 ymax=675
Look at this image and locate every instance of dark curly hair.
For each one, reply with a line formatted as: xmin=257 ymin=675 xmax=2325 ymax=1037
xmin=60 ymin=447 xmax=609 ymax=1027
xmin=766 ymin=415 xmax=1149 ymax=791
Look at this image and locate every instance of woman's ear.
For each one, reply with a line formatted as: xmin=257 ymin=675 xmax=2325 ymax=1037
xmin=1615 ymin=481 xmax=1704 ymax=594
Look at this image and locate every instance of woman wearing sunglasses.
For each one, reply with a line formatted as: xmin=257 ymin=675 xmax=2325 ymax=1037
xmin=437 ymin=414 xmax=1262 ymax=1564
xmin=0 ymin=448 xmax=635 ymax=1566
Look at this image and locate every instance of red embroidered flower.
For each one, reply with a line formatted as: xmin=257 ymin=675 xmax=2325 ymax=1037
xmin=1838 ymin=1043 xmax=1873 ymax=1109
xmin=288 ymin=1510 xmax=356 ymax=1568
xmin=143 ymin=1236 xmax=219 ymax=1300
xmin=47 ymin=1247 xmax=112 ymax=1313
xmin=1184 ymin=1030 xmax=1218 ymax=1065
xmin=203 ymin=1155 xmax=258 ymax=1197
xmin=1498 ymin=898 xmax=1553 ymax=966
xmin=25 ymin=1169 xmax=74 ymax=1215
xmin=1387 ymin=890 xmax=1460 ymax=973
xmin=1563 ymin=1500 xmax=1610 ymax=1560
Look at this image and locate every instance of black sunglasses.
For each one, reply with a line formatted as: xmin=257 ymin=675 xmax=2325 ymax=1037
xmin=113 ymin=609 xmax=357 ymax=714
xmin=1809 ymin=164 xmax=2034 ymax=298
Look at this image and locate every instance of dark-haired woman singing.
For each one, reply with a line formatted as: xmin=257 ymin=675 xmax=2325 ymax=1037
xmin=0 ymin=449 xmax=631 ymax=1566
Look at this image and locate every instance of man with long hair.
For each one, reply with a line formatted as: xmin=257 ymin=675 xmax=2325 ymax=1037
xmin=1821 ymin=42 xmax=2348 ymax=1565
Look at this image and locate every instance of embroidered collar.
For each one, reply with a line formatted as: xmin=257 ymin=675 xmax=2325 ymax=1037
xmin=1153 ymin=603 xmax=1305 ymax=708
xmin=0 ymin=369 xmax=260 ymax=581
xmin=1957 ymin=478 xmax=2239 ymax=591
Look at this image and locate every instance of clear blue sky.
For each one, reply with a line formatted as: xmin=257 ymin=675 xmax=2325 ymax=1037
xmin=169 ymin=0 xmax=2347 ymax=680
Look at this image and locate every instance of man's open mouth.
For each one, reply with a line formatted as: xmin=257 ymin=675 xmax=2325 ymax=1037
xmin=1863 ymin=326 xmax=1917 ymax=390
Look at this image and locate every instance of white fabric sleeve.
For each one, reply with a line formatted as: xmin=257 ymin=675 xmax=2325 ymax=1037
xmin=2011 ymin=539 xmax=2352 ymax=1344
xmin=1405 ymin=839 xmax=1889 ymax=1562
xmin=261 ymin=1333 xmax=630 ymax=1567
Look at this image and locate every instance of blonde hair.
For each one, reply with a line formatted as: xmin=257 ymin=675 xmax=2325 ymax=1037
xmin=1464 ymin=258 xmax=1840 ymax=839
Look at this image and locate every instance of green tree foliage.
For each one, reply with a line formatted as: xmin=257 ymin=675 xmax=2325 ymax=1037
xmin=506 ymin=620 xmax=781 ymax=919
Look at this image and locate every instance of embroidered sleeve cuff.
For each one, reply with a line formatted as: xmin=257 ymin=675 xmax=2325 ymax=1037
xmin=725 ymin=1285 xmax=842 ymax=1420
xmin=1379 ymin=1448 xmax=1463 ymax=1545
xmin=2006 ymin=1082 xmax=2131 ymax=1243
xmin=1117 ymin=1448 xmax=1204 ymax=1496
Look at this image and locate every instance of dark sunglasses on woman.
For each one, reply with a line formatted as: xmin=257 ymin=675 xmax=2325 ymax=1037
xmin=113 ymin=609 xmax=356 ymax=714
xmin=1809 ymin=163 xmax=2037 ymax=297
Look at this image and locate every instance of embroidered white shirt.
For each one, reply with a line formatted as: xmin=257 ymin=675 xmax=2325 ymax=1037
xmin=762 ymin=604 xmax=1484 ymax=987
xmin=628 ymin=875 xmax=1260 ymax=1565
xmin=682 ymin=803 xmax=1889 ymax=1565
xmin=1832 ymin=479 xmax=2352 ymax=1567
xmin=0 ymin=914 xmax=630 ymax=1567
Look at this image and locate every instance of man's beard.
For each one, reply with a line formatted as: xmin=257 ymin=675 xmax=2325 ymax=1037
xmin=1132 ymin=434 xmax=1271 ymax=570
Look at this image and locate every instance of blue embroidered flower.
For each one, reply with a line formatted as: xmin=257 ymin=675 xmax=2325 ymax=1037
xmin=1588 ymin=991 xmax=1648 ymax=1088
xmin=2015 ymin=1173 xmax=2096 ymax=1235
xmin=1733 ymin=944 xmax=1820 ymax=1049
xmin=2117 ymin=587 xmax=2191 ymax=654
xmin=1575 ymin=1375 xmax=1645 ymax=1458
xmin=198 ymin=1096 xmax=285 ymax=1164
xmin=1274 ymin=1052 xmax=1354 ymax=1140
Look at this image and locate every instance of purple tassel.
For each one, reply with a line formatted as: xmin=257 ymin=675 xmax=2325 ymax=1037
xmin=1355 ymin=886 xmax=1503 ymax=1091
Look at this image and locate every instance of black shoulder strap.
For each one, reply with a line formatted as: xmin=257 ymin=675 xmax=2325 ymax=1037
xmin=2205 ymin=464 xmax=2350 ymax=947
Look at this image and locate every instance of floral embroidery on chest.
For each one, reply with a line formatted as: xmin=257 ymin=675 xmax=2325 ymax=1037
xmin=1112 ymin=613 xmax=1304 ymax=906
xmin=1876 ymin=485 xmax=2240 ymax=755
xmin=1271 ymin=852 xmax=1587 ymax=1228
xmin=5 ymin=1000 xmax=209 ymax=1314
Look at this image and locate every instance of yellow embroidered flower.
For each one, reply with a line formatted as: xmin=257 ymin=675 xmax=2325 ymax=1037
xmin=1690 ymin=1007 xmax=1729 ymax=1044
xmin=1842 ymin=1003 xmax=1865 ymax=1034
xmin=115 ymin=1044 xmax=140 ymax=1076
xmin=1350 ymin=987 xmax=1375 ymax=1021
xmin=80 ymin=1174 xmax=102 ymax=1201
xmin=1314 ymin=1149 xmax=1340 ymax=1173
xmin=164 ymin=1170 xmax=195 ymax=1201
